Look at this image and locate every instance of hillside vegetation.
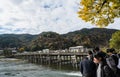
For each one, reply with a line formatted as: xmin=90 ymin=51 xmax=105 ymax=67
xmin=0 ymin=28 xmax=118 ymax=51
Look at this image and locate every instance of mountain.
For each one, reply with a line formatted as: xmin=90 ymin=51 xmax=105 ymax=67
xmin=0 ymin=28 xmax=118 ymax=51
xmin=30 ymin=32 xmax=73 ymax=51
xmin=0 ymin=34 xmax=38 ymax=49
xmin=30 ymin=28 xmax=118 ymax=51
xmin=63 ymin=28 xmax=118 ymax=48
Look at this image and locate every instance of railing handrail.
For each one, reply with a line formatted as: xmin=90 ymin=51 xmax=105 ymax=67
xmin=14 ymin=52 xmax=87 ymax=56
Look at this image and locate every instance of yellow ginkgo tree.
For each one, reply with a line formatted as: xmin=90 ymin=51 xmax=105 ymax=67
xmin=78 ymin=0 xmax=120 ymax=27
xmin=110 ymin=31 xmax=120 ymax=50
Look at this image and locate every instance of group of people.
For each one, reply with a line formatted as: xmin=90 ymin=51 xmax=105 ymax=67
xmin=80 ymin=47 xmax=120 ymax=77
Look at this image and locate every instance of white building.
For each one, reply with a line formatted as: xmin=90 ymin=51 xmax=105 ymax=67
xmin=12 ymin=50 xmax=17 ymax=54
xmin=69 ymin=46 xmax=84 ymax=52
xmin=42 ymin=49 xmax=49 ymax=53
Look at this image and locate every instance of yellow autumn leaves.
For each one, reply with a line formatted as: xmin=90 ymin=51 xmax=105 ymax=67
xmin=110 ymin=31 xmax=120 ymax=50
xmin=78 ymin=0 xmax=120 ymax=27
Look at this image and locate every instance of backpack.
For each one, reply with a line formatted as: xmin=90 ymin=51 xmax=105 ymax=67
xmin=106 ymin=56 xmax=118 ymax=73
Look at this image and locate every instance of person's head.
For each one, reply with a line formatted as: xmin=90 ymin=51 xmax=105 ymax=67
xmin=94 ymin=47 xmax=100 ymax=52
xmin=110 ymin=48 xmax=115 ymax=53
xmin=93 ymin=52 xmax=105 ymax=64
xmin=88 ymin=50 xmax=93 ymax=56
xmin=106 ymin=48 xmax=114 ymax=56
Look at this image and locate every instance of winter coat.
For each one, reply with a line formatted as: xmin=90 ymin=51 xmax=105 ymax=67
xmin=80 ymin=57 xmax=96 ymax=77
xmin=100 ymin=62 xmax=115 ymax=77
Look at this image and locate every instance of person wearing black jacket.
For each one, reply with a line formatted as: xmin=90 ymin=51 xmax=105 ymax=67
xmin=80 ymin=51 xmax=96 ymax=77
xmin=106 ymin=48 xmax=120 ymax=77
xmin=106 ymin=48 xmax=118 ymax=67
xmin=94 ymin=52 xmax=115 ymax=77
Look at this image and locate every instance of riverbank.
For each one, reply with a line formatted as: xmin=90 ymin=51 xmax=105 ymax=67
xmin=0 ymin=58 xmax=22 ymax=62
xmin=0 ymin=56 xmax=5 ymax=58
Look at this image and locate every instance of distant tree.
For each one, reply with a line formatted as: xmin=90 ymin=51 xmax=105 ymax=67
xmin=31 ymin=45 xmax=43 ymax=51
xmin=78 ymin=0 xmax=120 ymax=27
xmin=18 ymin=47 xmax=25 ymax=52
xmin=3 ymin=50 xmax=12 ymax=57
xmin=110 ymin=31 xmax=120 ymax=49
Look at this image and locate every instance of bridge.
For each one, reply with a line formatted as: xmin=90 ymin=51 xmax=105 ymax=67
xmin=14 ymin=51 xmax=87 ymax=68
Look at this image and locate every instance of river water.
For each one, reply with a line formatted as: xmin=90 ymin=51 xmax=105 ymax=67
xmin=0 ymin=58 xmax=82 ymax=77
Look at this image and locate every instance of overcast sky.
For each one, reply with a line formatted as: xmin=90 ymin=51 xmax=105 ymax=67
xmin=0 ymin=0 xmax=120 ymax=34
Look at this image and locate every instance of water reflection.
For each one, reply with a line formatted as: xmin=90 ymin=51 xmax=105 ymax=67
xmin=0 ymin=58 xmax=82 ymax=77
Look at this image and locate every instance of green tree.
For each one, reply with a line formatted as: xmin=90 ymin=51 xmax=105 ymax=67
xmin=110 ymin=31 xmax=120 ymax=49
xmin=78 ymin=0 xmax=120 ymax=27
xmin=3 ymin=50 xmax=12 ymax=57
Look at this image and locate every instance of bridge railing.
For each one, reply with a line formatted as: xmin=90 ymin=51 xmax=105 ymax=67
xmin=14 ymin=51 xmax=87 ymax=56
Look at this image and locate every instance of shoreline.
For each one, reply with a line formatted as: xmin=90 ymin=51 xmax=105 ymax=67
xmin=0 ymin=56 xmax=5 ymax=58
xmin=0 ymin=57 xmax=23 ymax=62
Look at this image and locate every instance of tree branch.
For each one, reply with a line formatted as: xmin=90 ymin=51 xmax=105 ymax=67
xmin=97 ymin=0 xmax=107 ymax=13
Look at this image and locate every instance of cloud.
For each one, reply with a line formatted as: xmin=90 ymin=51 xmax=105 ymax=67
xmin=11 ymin=0 xmax=24 ymax=5
xmin=0 ymin=0 xmax=119 ymax=34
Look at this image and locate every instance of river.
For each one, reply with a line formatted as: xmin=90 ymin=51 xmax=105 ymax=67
xmin=0 ymin=58 xmax=82 ymax=77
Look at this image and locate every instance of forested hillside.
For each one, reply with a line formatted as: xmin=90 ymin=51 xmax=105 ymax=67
xmin=0 ymin=28 xmax=118 ymax=51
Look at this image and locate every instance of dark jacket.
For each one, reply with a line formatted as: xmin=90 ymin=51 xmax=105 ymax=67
xmin=100 ymin=61 xmax=115 ymax=77
xmin=110 ymin=54 xmax=120 ymax=77
xmin=80 ymin=57 xmax=96 ymax=77
xmin=111 ymin=54 xmax=118 ymax=66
